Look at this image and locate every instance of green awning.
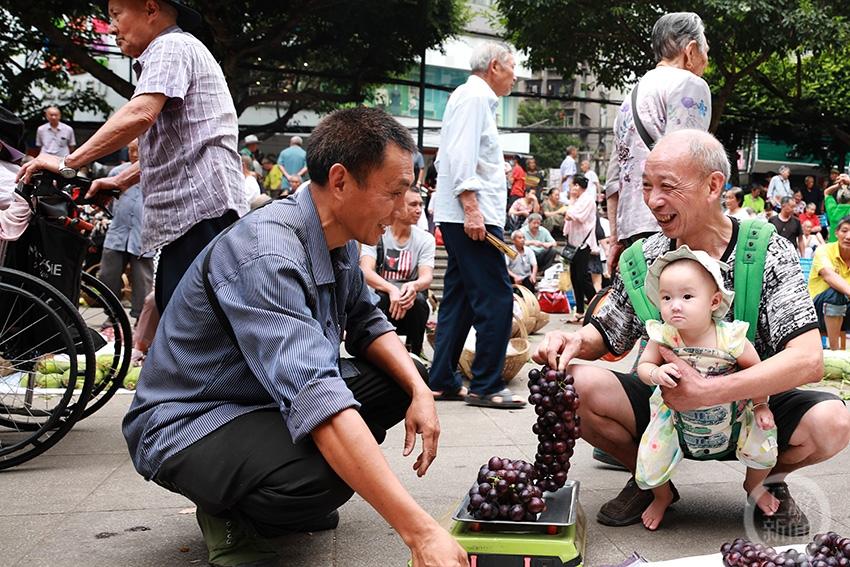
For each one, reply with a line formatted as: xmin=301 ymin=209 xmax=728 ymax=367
xmin=755 ymin=136 xmax=819 ymax=167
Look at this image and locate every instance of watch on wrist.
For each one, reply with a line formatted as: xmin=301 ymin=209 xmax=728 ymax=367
xmin=58 ymin=157 xmax=76 ymax=179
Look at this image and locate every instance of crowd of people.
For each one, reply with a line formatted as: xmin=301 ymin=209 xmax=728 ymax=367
xmin=3 ymin=2 xmax=850 ymax=565
xmin=720 ymin=169 xmax=841 ymax=259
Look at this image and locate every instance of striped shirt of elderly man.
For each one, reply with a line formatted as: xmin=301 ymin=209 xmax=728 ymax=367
xmin=17 ymin=0 xmax=247 ymax=314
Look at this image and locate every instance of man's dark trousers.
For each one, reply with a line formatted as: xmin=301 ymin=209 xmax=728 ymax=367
xmin=429 ymin=223 xmax=512 ymax=396
xmin=155 ymin=210 xmax=239 ymax=313
xmin=376 ymin=291 xmax=430 ymax=355
xmin=153 ymin=358 xmax=420 ymax=537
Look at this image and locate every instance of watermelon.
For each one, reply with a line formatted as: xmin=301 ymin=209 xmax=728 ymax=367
xmin=35 ymin=359 xmax=61 ymax=374
xmin=122 ymin=366 xmax=141 ymax=390
xmin=96 ymin=355 xmax=115 ymax=373
xmin=823 ymin=350 xmax=850 ymax=381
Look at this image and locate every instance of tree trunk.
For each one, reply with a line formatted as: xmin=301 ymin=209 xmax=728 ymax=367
xmin=709 ymin=78 xmax=737 ymax=134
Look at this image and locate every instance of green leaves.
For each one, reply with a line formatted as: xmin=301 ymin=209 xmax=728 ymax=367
xmin=3 ymin=0 xmax=465 ymax=133
xmin=499 ymin=0 xmax=850 ymax=166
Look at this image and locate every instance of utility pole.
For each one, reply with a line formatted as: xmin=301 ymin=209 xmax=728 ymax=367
xmin=417 ymin=47 xmax=426 ymax=151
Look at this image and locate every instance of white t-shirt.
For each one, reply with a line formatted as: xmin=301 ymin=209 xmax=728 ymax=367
xmin=559 ymin=155 xmax=577 ymax=201
xmin=507 ymin=246 xmax=537 ymax=278
xmin=583 ymin=169 xmax=600 ymax=199
xmin=361 ymin=225 xmax=436 ymax=287
xmin=726 ymin=208 xmax=750 ymax=222
xmin=244 ymin=175 xmax=261 ymax=206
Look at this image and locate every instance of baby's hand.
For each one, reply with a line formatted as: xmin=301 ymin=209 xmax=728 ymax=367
xmin=652 ymin=363 xmax=680 ymax=388
xmin=754 ymin=404 xmax=775 ymax=430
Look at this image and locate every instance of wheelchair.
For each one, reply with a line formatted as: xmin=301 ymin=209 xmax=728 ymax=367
xmin=0 ymin=172 xmax=132 ymax=470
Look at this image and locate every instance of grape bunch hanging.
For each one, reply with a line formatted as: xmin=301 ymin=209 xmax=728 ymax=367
xmin=466 ymin=366 xmax=581 ymax=522
xmin=528 ymin=366 xmax=581 ymax=493
xmin=721 ymin=532 xmax=850 ymax=566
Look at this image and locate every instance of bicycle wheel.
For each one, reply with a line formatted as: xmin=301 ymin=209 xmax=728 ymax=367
xmin=0 ymin=280 xmax=88 ymax=469
xmin=77 ymin=272 xmax=132 ymax=419
xmin=0 ymin=269 xmax=95 ymax=433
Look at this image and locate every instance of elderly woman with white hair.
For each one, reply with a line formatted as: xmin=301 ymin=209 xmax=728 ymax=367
xmin=605 ymin=11 xmax=713 ymax=272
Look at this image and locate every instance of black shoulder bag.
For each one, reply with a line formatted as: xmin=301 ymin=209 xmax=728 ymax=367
xmin=559 ymin=229 xmax=592 ymax=263
xmin=631 ymin=79 xmax=655 ymax=150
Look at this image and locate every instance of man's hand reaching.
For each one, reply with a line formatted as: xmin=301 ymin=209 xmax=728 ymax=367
xmin=403 ymin=389 xmax=441 ymax=477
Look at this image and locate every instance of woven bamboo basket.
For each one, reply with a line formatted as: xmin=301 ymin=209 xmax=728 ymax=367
xmin=531 ymin=311 xmax=550 ymax=334
xmin=458 ymin=318 xmax=530 ymax=384
xmin=511 ymin=313 xmax=528 ymax=338
xmin=513 ymin=285 xmax=540 ymax=331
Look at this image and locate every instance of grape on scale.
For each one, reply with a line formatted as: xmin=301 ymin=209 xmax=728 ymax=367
xmin=465 ymin=366 xmax=581 ymax=522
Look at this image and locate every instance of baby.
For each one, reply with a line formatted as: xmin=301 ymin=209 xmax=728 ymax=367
xmin=635 ymin=246 xmax=778 ymax=530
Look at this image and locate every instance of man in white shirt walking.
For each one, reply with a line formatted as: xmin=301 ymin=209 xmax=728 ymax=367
xmin=429 ymin=41 xmax=525 ymax=409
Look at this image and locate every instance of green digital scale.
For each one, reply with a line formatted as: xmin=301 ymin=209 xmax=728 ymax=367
xmin=448 ymin=480 xmax=586 ymax=567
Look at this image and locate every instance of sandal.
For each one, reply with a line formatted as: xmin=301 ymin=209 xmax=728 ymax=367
xmin=465 ymin=387 xmax=526 ymax=409
xmin=433 ymin=386 xmax=468 ymax=401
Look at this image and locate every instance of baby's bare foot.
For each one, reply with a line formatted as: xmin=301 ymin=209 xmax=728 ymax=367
xmin=642 ymin=487 xmax=675 ymax=530
xmin=747 ymin=484 xmax=780 ymax=516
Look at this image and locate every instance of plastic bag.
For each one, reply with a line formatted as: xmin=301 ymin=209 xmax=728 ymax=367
xmin=635 ymin=387 xmax=683 ymax=490
xmin=735 ymin=402 xmax=778 ymax=469
xmin=538 ymin=291 xmax=570 ymax=314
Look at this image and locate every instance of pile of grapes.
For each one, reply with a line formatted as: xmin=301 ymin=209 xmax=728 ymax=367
xmin=722 ymin=532 xmax=850 ymax=566
xmin=467 ymin=457 xmax=546 ymax=521
xmin=528 ymin=366 xmax=581 ymax=493
xmin=465 ymin=366 xmax=582 ymax=522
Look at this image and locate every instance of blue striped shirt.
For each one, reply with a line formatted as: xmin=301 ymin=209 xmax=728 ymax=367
xmin=122 ymin=186 xmax=395 ymax=480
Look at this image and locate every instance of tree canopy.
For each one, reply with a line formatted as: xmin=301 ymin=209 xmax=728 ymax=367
xmin=3 ymin=0 xmax=465 ymax=133
xmin=498 ymin=0 xmax=850 ymax=168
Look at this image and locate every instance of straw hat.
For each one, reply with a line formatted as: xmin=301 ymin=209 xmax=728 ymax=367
xmin=644 ymin=245 xmax=734 ymax=320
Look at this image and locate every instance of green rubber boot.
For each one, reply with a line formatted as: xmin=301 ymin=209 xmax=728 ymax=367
xmin=195 ymin=508 xmax=279 ymax=567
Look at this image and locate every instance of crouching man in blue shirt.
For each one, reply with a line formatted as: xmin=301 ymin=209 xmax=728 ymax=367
xmin=123 ymin=108 xmax=469 ymax=567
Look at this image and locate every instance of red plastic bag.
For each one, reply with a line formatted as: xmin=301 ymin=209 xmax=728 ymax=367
xmin=538 ymin=291 xmax=570 ymax=314
xmin=434 ymin=226 xmax=444 ymax=246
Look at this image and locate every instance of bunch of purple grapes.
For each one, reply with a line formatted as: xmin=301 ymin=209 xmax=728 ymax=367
xmin=721 ymin=533 xmax=850 ymax=566
xmin=527 ymin=366 xmax=581 ymax=493
xmin=466 ymin=456 xmax=546 ymax=521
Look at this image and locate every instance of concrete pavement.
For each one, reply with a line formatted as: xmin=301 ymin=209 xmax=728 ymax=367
xmin=2 ymin=317 xmax=849 ymax=566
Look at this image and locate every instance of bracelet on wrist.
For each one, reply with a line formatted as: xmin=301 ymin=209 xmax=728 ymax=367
xmin=649 ymin=366 xmax=659 ymax=385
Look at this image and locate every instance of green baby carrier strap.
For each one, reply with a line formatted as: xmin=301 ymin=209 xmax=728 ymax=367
xmin=619 ymin=242 xmax=661 ymax=323
xmin=618 ymin=219 xmax=775 ymax=460
xmin=619 ymin=219 xmax=775 ymax=341
xmin=733 ymin=220 xmax=776 ymax=342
